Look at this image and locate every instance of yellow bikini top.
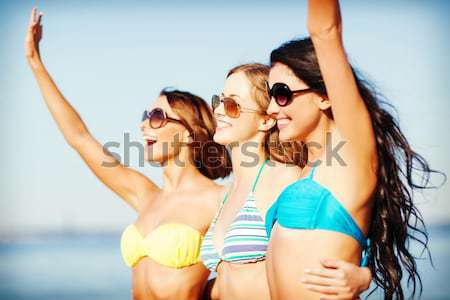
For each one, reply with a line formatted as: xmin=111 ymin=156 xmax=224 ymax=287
xmin=120 ymin=223 xmax=204 ymax=268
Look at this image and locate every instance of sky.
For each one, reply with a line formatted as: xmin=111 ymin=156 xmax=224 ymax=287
xmin=0 ymin=0 xmax=449 ymax=234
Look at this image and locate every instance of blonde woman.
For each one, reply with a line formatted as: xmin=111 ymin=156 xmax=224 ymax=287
xmin=201 ymin=64 xmax=372 ymax=300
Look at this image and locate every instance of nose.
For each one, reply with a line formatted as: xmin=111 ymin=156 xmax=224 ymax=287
xmin=214 ymin=111 xmax=226 ymax=122
xmin=267 ymin=96 xmax=280 ymax=116
xmin=139 ymin=119 xmax=148 ymax=131
xmin=213 ymin=100 xmax=226 ymax=115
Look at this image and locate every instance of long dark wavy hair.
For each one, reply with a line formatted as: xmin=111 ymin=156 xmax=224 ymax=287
xmin=270 ymin=37 xmax=445 ymax=300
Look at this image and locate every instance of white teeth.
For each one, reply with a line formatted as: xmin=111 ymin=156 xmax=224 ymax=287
xmin=277 ymin=118 xmax=290 ymax=125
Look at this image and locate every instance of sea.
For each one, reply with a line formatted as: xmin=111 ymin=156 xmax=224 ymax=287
xmin=0 ymin=225 xmax=449 ymax=300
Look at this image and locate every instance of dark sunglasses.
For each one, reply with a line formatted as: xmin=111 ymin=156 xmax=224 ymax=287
xmin=211 ymin=95 xmax=261 ymax=118
xmin=142 ymin=108 xmax=183 ymax=129
xmin=265 ymin=81 xmax=313 ymax=107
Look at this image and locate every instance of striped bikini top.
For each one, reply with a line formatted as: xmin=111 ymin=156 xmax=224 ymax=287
xmin=200 ymin=159 xmax=270 ymax=272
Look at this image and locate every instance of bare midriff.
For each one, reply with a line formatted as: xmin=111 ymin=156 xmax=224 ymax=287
xmin=131 ymin=257 xmax=210 ymax=300
xmin=215 ymin=260 xmax=270 ymax=300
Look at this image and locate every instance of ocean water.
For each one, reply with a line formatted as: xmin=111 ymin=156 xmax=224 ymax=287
xmin=0 ymin=233 xmax=131 ymax=300
xmin=0 ymin=227 xmax=449 ymax=300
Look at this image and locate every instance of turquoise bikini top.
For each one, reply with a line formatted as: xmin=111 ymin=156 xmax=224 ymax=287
xmin=265 ymin=163 xmax=370 ymax=267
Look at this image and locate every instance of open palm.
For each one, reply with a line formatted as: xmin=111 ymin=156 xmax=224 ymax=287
xmin=25 ymin=7 xmax=43 ymax=67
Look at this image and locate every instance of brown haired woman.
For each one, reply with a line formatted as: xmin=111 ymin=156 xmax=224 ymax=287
xmin=25 ymin=8 xmax=231 ymax=300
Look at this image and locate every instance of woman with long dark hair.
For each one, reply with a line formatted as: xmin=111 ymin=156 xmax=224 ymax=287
xmin=25 ymin=8 xmax=231 ymax=300
xmin=265 ymin=1 xmax=442 ymax=299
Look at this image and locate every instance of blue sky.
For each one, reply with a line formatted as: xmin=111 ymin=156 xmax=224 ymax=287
xmin=0 ymin=0 xmax=449 ymax=233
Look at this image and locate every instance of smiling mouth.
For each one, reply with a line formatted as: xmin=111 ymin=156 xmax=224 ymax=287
xmin=143 ymin=136 xmax=158 ymax=146
xmin=276 ymin=118 xmax=291 ymax=129
xmin=216 ymin=119 xmax=232 ymax=129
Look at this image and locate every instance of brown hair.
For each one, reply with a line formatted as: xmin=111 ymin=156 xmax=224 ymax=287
xmin=160 ymin=88 xmax=232 ymax=179
xmin=227 ymin=63 xmax=306 ymax=167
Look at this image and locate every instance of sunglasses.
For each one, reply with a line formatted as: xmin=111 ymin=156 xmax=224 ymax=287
xmin=142 ymin=108 xmax=183 ymax=129
xmin=211 ymin=95 xmax=261 ymax=118
xmin=265 ymin=81 xmax=313 ymax=107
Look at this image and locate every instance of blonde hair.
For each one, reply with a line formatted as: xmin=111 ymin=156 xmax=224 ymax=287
xmin=227 ymin=63 xmax=306 ymax=166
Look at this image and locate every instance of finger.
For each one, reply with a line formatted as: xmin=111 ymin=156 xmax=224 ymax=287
xmin=37 ymin=24 xmax=43 ymax=41
xmin=305 ymin=267 xmax=345 ymax=279
xmin=320 ymin=258 xmax=345 ymax=269
xmin=305 ymin=284 xmax=351 ymax=295
xmin=301 ymin=274 xmax=345 ymax=287
xmin=37 ymin=18 xmax=43 ymax=33
xmin=29 ymin=7 xmax=36 ymax=26
xmin=37 ymin=12 xmax=43 ymax=26
xmin=28 ymin=7 xmax=37 ymax=30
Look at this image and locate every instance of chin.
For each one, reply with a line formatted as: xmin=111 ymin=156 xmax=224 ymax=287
xmin=278 ymin=128 xmax=294 ymax=142
xmin=213 ymin=131 xmax=229 ymax=146
xmin=143 ymin=147 xmax=164 ymax=164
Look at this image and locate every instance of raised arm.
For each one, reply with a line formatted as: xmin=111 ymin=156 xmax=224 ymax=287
xmin=307 ymin=0 xmax=376 ymax=161
xmin=266 ymin=2 xmax=376 ymax=300
xmin=25 ymin=8 xmax=159 ymax=212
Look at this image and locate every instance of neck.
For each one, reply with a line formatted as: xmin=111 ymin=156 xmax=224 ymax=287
xmin=304 ymin=117 xmax=337 ymax=164
xmin=229 ymin=137 xmax=267 ymax=189
xmin=161 ymin=149 xmax=201 ymax=192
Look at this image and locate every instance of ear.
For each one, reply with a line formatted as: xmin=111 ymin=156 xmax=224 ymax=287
xmin=258 ymin=115 xmax=277 ymax=132
xmin=315 ymin=94 xmax=331 ymax=111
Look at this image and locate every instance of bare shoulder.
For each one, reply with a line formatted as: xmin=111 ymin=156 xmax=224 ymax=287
xmin=195 ymin=180 xmax=227 ymax=212
xmin=130 ymin=171 xmax=162 ymax=213
xmin=189 ymin=180 xmax=227 ymax=231
xmin=266 ymin=161 xmax=301 ymax=188
xmin=256 ymin=161 xmax=302 ymax=210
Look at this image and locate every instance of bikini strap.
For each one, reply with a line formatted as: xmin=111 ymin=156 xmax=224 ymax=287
xmin=251 ymin=159 xmax=269 ymax=192
xmin=213 ymin=186 xmax=231 ymax=223
xmin=221 ymin=191 xmax=229 ymax=206
xmin=308 ymin=161 xmax=319 ymax=180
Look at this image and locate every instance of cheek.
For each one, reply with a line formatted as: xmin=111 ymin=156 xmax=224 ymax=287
xmin=147 ymin=127 xmax=183 ymax=161
xmin=160 ymin=126 xmax=189 ymax=149
xmin=282 ymin=102 xmax=321 ymax=140
xmin=214 ymin=115 xmax=260 ymax=145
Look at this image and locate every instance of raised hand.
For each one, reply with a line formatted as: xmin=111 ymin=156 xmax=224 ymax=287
xmin=25 ymin=7 xmax=44 ymax=68
xmin=24 ymin=6 xmax=159 ymax=211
